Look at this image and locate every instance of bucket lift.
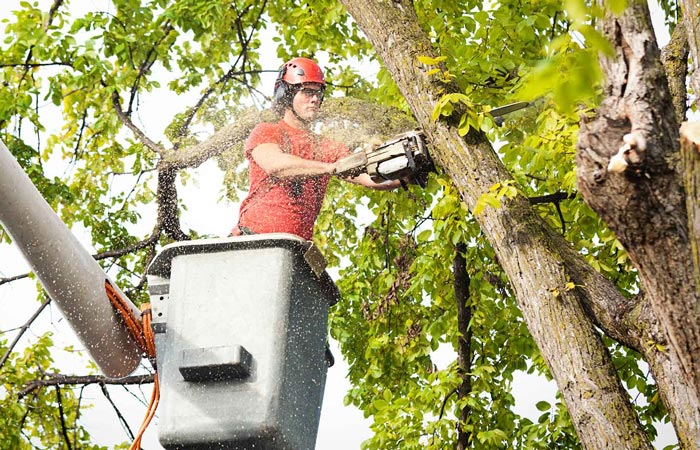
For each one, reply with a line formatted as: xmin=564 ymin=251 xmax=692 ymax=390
xmin=146 ymin=236 xmax=339 ymax=449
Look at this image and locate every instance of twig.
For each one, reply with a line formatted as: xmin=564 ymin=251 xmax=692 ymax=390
xmin=74 ymin=385 xmax=86 ymax=449
xmin=127 ymin=21 xmax=175 ymax=115
xmin=0 ymin=272 xmax=31 ymax=286
xmin=18 ymin=373 xmax=154 ymax=399
xmin=0 ymin=298 xmax=51 ymax=370
xmin=111 ymin=91 xmax=164 ymax=154
xmin=528 ymin=191 xmax=576 ymax=205
xmin=101 ymin=383 xmax=136 ymax=441
xmin=93 ymin=230 xmax=161 ymax=261
xmin=2 ymin=231 xmax=162 ymax=291
xmin=55 ymin=385 xmax=74 ymax=450
xmin=0 ymin=62 xmax=73 ymax=68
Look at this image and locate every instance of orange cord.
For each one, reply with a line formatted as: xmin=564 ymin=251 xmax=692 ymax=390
xmin=104 ymin=280 xmax=160 ymax=450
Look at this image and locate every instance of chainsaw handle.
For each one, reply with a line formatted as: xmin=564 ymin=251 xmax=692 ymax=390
xmin=333 ymin=152 xmax=368 ymax=179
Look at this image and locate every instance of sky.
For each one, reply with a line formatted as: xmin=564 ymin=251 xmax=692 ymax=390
xmin=0 ymin=0 xmax=683 ymax=449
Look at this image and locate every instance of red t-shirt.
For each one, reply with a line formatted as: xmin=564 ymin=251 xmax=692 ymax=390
xmin=235 ymin=120 xmax=349 ymax=240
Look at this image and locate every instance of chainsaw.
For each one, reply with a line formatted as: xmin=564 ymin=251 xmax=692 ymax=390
xmin=334 ymin=101 xmax=530 ymax=187
xmin=334 ymin=130 xmax=434 ymax=188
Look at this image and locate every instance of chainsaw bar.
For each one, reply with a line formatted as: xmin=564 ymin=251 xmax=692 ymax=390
xmin=489 ymin=101 xmax=530 ymax=118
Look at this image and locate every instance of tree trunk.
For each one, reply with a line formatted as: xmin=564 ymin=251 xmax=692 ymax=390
xmin=682 ymin=122 xmax=700 ymax=301
xmin=660 ymin=21 xmax=689 ymax=123
xmin=679 ymin=0 xmax=700 ymax=108
xmin=576 ymin=0 xmax=700 ymax=403
xmin=338 ymin=0 xmax=653 ymax=448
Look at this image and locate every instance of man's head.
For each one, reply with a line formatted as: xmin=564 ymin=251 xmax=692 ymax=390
xmin=273 ymin=57 xmax=326 ymax=122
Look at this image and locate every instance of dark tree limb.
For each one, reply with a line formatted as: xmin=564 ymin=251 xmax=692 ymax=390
xmin=155 ymin=168 xmax=188 ymax=241
xmin=0 ymin=62 xmax=73 ymax=68
xmin=18 ymin=373 xmax=154 ymax=399
xmin=0 ymin=272 xmax=30 ymax=286
xmin=93 ymin=229 xmax=161 ymax=261
xmin=111 ymin=91 xmax=164 ymax=154
xmin=100 ymin=383 xmax=136 ymax=441
xmin=126 ymin=21 xmax=175 ymax=116
xmin=453 ymin=243 xmax=472 ymax=450
xmin=527 ymin=191 xmax=576 ymax=205
xmin=54 ymin=385 xmax=74 ymax=450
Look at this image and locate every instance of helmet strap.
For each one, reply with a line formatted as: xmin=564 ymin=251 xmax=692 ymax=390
xmin=291 ymin=105 xmax=312 ymax=127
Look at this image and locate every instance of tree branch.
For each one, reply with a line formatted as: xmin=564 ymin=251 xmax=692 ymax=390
xmin=156 ymin=168 xmax=188 ymax=241
xmin=0 ymin=62 xmax=73 ymax=68
xmin=100 ymin=383 xmax=136 ymax=441
xmin=159 ymin=97 xmax=416 ymax=170
xmin=0 ymin=271 xmax=30 ymax=286
xmin=93 ymin=229 xmax=161 ymax=261
xmin=46 ymin=0 xmax=64 ymax=25
xmin=1 ymin=231 xmax=163 ymax=290
xmin=111 ymin=91 xmax=164 ymax=154
xmin=126 ymin=21 xmax=175 ymax=116
xmin=54 ymin=385 xmax=74 ymax=450
xmin=18 ymin=373 xmax=154 ymax=399
xmin=0 ymin=298 xmax=51 ymax=371
xmin=454 ymin=243 xmax=473 ymax=450
xmin=527 ymin=191 xmax=576 ymax=205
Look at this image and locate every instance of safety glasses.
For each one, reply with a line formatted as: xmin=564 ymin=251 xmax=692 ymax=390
xmin=297 ymin=86 xmax=325 ymax=101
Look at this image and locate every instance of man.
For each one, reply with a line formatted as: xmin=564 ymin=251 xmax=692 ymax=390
xmin=231 ymin=57 xmax=400 ymax=240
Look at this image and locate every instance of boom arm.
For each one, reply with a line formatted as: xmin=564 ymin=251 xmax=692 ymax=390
xmin=0 ymin=139 xmax=142 ymax=378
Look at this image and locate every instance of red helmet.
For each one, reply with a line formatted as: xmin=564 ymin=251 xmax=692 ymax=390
xmin=274 ymin=57 xmax=326 ymax=108
xmin=278 ymin=57 xmax=325 ymax=85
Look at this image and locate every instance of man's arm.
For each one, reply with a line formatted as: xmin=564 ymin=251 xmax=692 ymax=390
xmin=251 ymin=143 xmax=334 ymax=178
xmin=252 ymin=143 xmax=401 ymax=190
xmin=345 ymin=173 xmax=401 ymax=191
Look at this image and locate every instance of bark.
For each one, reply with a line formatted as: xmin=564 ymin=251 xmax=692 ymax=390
xmin=660 ymin=21 xmax=689 ymax=122
xmin=576 ymin=0 xmax=700 ymax=403
xmin=679 ymin=0 xmax=700 ymax=109
xmin=156 ymin=168 xmax=188 ymax=241
xmin=338 ymin=0 xmax=652 ymax=448
xmin=681 ymin=122 xmax=700 ymax=299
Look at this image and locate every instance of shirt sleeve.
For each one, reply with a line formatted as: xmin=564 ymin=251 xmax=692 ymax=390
xmin=324 ymin=139 xmax=351 ymax=162
xmin=245 ymin=123 xmax=283 ymax=160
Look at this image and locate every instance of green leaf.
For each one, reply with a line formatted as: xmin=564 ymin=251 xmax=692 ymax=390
xmin=536 ymin=401 xmax=551 ymax=411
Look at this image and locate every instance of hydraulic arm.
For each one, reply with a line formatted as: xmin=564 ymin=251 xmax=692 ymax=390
xmin=0 ymin=139 xmax=142 ymax=378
